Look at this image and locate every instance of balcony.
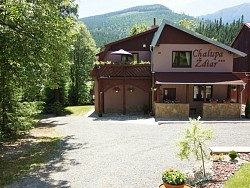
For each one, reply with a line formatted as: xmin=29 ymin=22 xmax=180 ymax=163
xmin=92 ymin=64 xmax=151 ymax=78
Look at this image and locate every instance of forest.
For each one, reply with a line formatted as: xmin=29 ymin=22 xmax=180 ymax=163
xmin=0 ymin=0 xmax=97 ymax=139
xmin=196 ymin=16 xmax=244 ymax=45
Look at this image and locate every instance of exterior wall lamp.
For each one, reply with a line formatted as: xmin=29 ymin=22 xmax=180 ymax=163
xmin=113 ymin=87 xmax=120 ymax=93
xmin=127 ymin=87 xmax=135 ymax=92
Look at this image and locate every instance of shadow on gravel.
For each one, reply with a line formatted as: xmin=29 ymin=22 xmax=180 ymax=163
xmin=88 ymin=112 xmax=153 ymax=121
xmin=1 ymin=125 xmax=89 ymax=187
xmin=37 ymin=119 xmax=68 ymax=128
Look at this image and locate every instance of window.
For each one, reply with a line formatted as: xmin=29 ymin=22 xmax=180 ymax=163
xmin=172 ymin=51 xmax=192 ymax=67
xmin=193 ymin=85 xmax=213 ymax=101
xmin=163 ymin=88 xmax=176 ymax=101
xmin=121 ymin=53 xmax=139 ymax=64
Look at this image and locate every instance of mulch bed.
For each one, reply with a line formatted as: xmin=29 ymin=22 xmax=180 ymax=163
xmin=195 ymin=153 xmax=250 ymax=188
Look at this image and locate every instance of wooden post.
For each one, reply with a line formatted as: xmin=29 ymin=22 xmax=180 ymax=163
xmin=157 ymin=85 xmax=160 ymax=102
xmin=97 ymin=80 xmax=101 ymax=113
xmin=186 ymin=84 xmax=189 ymax=103
xmin=123 ymin=79 xmax=126 ymax=115
xmin=237 ymin=85 xmax=240 ymax=103
xmin=203 ymin=85 xmax=207 ymax=102
xmin=100 ymin=92 xmax=103 ymax=114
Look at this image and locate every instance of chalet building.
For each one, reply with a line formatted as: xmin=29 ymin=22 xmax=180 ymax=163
xmin=232 ymin=23 xmax=250 ymax=104
xmin=91 ymin=20 xmax=247 ymax=119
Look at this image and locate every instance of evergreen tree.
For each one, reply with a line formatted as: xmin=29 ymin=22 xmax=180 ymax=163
xmin=195 ymin=16 xmax=244 ymax=45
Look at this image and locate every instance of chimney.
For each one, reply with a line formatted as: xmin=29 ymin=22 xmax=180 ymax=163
xmin=151 ymin=18 xmax=158 ymax=29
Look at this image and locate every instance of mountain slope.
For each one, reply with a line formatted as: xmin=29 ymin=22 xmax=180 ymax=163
xmin=200 ymin=3 xmax=250 ymax=23
xmin=79 ymin=4 xmax=197 ymax=48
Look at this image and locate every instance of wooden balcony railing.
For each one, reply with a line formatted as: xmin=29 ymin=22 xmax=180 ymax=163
xmin=92 ymin=64 xmax=151 ymax=78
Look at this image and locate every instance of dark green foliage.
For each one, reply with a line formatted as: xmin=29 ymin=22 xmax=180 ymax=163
xmin=43 ymin=83 xmax=67 ymax=115
xmin=0 ymin=0 xmax=77 ymax=137
xmin=228 ymin=150 xmax=238 ymax=160
xmin=196 ymin=16 xmax=244 ymax=45
xmin=80 ymin=4 xmax=199 ymax=48
xmin=245 ymin=100 xmax=250 ymax=119
xmin=162 ymin=168 xmax=186 ymax=185
xmin=129 ymin=24 xmax=149 ymax=36
xmin=68 ymin=23 xmax=97 ymax=106
xmin=0 ymin=102 xmax=44 ymax=140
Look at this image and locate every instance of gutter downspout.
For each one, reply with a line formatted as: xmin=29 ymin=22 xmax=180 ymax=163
xmin=150 ymin=45 xmax=153 ymax=73
xmin=240 ymin=83 xmax=246 ymax=118
xmin=150 ymin=45 xmax=155 ymax=113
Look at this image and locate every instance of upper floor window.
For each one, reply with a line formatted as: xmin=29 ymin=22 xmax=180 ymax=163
xmin=172 ymin=51 xmax=192 ymax=68
xmin=121 ymin=53 xmax=139 ymax=64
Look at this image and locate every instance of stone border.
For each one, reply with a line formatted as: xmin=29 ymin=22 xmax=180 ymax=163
xmin=210 ymin=147 xmax=250 ymax=154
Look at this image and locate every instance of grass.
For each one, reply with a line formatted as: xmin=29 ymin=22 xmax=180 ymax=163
xmin=224 ymin=163 xmax=250 ymax=188
xmin=64 ymin=105 xmax=94 ymax=116
xmin=0 ymin=137 xmax=61 ymax=187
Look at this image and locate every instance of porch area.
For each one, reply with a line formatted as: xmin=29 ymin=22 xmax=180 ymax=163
xmin=153 ymin=72 xmax=245 ymax=119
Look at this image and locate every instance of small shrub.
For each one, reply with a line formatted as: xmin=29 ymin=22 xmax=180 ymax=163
xmin=211 ymin=153 xmax=224 ymax=161
xmin=228 ymin=150 xmax=238 ymax=160
xmin=162 ymin=168 xmax=186 ymax=185
xmin=51 ymin=102 xmax=64 ymax=116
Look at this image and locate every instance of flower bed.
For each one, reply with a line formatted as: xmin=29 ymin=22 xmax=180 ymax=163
xmin=194 ymin=153 xmax=250 ymax=188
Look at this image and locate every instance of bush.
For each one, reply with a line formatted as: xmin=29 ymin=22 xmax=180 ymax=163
xmin=1 ymin=101 xmax=44 ymax=140
xmin=162 ymin=168 xmax=186 ymax=185
xmin=228 ymin=150 xmax=238 ymax=160
xmin=51 ymin=102 xmax=65 ymax=116
xmin=211 ymin=153 xmax=224 ymax=161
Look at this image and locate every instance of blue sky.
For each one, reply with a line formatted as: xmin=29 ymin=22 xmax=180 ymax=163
xmin=77 ymin=0 xmax=250 ymax=18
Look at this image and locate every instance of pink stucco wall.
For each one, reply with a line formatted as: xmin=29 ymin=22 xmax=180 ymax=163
xmin=153 ymin=44 xmax=234 ymax=72
xmin=103 ymin=51 xmax=151 ymax=63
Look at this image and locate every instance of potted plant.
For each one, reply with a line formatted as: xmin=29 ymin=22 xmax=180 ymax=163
xmin=223 ymin=98 xmax=230 ymax=104
xmin=162 ymin=168 xmax=186 ymax=188
xmin=209 ymin=98 xmax=218 ymax=103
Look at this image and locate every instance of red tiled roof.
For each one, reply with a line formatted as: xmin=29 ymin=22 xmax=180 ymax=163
xmin=155 ymin=72 xmax=244 ymax=85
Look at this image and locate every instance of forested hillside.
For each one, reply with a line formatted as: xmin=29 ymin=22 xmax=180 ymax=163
xmin=200 ymin=3 xmax=250 ymax=24
xmin=80 ymin=4 xmax=198 ymax=48
xmin=80 ymin=4 xmax=248 ymax=49
xmin=196 ymin=17 xmax=244 ymax=45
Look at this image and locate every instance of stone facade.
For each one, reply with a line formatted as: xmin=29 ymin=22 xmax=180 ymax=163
xmin=203 ymin=103 xmax=241 ymax=119
xmin=154 ymin=103 xmax=189 ymax=119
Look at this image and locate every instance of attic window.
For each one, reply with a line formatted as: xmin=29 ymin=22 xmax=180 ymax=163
xmin=172 ymin=51 xmax=192 ymax=68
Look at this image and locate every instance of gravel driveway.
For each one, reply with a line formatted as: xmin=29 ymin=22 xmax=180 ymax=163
xmin=7 ymin=114 xmax=250 ymax=188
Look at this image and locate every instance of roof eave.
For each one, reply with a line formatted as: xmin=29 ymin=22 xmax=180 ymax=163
xmin=151 ymin=19 xmax=247 ymax=58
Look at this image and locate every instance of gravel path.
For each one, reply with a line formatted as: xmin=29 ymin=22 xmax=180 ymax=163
xmin=6 ymin=115 xmax=250 ymax=188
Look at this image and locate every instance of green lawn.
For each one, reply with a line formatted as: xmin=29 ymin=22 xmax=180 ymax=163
xmin=224 ymin=163 xmax=250 ymax=188
xmin=64 ymin=105 xmax=94 ymax=116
